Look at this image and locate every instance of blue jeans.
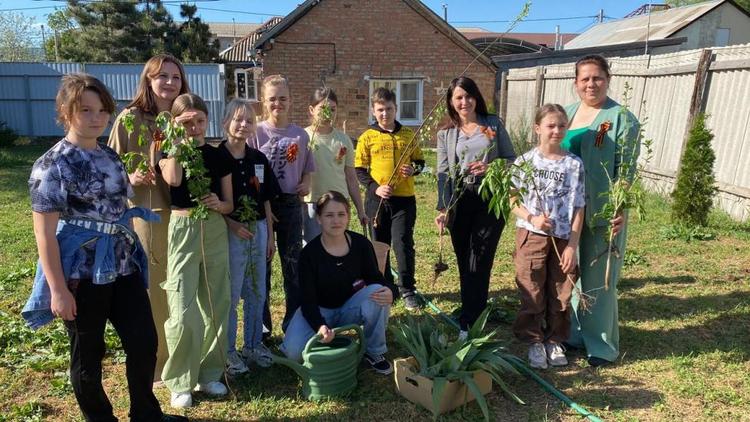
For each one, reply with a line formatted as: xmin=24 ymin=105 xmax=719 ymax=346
xmin=281 ymin=284 xmax=390 ymax=362
xmin=228 ymin=220 xmax=268 ymax=354
xmin=302 ymin=202 xmax=322 ymax=244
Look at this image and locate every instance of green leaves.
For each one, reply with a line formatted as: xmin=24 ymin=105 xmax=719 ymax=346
xmin=671 ymin=113 xmax=717 ymax=227
xmin=121 ymin=111 xmax=135 ymax=134
xmin=478 ymin=160 xmax=528 ymax=221
xmin=153 ymin=111 xmax=212 ymax=220
xmin=120 ymin=110 xmax=151 ymax=174
xmin=592 ymin=83 xmax=651 ymax=231
xmin=390 ymin=307 xmax=520 ymax=421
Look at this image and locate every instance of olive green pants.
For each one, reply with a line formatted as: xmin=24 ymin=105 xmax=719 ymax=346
xmin=133 ymin=209 xmax=170 ymax=382
xmin=161 ymin=211 xmax=230 ymax=393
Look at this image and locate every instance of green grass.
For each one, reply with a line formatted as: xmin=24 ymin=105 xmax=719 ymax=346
xmin=1 ymin=144 xmax=749 ymax=421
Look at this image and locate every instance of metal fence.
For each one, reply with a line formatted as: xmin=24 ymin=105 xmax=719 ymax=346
xmin=0 ymin=62 xmax=226 ymax=138
xmin=498 ymin=44 xmax=750 ymax=222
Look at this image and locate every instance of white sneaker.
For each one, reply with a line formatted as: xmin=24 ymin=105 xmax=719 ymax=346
xmin=243 ymin=344 xmax=273 ymax=368
xmin=193 ymin=381 xmax=228 ymax=396
xmin=226 ymin=351 xmax=249 ymax=375
xmin=170 ymin=391 xmax=192 ymax=409
xmin=545 ymin=342 xmax=568 ymax=366
xmin=458 ymin=330 xmax=469 ymax=342
xmin=528 ymin=343 xmax=548 ymax=369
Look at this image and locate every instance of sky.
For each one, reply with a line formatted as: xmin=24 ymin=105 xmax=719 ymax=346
xmin=2 ymin=0 xmax=658 ymax=42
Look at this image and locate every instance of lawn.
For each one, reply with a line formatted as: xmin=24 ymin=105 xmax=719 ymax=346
xmin=1 ymin=143 xmax=749 ymax=421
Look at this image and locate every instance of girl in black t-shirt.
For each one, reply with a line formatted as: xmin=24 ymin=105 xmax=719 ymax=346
xmin=158 ymin=93 xmax=233 ymax=409
xmin=281 ymin=191 xmax=396 ymax=375
xmin=218 ymin=99 xmax=281 ymax=375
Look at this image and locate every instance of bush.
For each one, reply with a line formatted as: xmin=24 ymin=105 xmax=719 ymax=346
xmin=0 ymin=120 xmax=18 ymax=148
xmin=508 ymin=115 xmax=533 ymax=155
xmin=671 ymin=113 xmax=717 ymax=227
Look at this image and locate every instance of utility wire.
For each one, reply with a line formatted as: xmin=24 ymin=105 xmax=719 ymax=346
xmin=0 ymin=6 xmax=57 ymax=12
xmin=177 ymin=6 xmax=283 ymax=16
xmin=451 ymin=14 xmax=598 ymax=24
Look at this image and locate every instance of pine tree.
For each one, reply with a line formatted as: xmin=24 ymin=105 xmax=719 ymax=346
xmin=54 ymin=0 xmax=180 ymax=62
xmin=671 ymin=113 xmax=717 ymax=227
xmin=176 ymin=4 xmax=220 ymax=63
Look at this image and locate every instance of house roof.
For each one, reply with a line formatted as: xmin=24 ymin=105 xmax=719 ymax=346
xmin=208 ymin=22 xmax=263 ymax=39
xmin=219 ymin=17 xmax=283 ymax=63
xmin=467 ymin=37 xmax=550 ymax=58
xmin=459 ymin=29 xmax=578 ymax=48
xmin=253 ymin=0 xmax=496 ymax=69
xmin=566 ymin=0 xmax=749 ymax=49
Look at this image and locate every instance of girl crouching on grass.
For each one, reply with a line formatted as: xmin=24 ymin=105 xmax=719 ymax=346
xmin=218 ymin=99 xmax=280 ymax=375
xmin=511 ymin=104 xmax=585 ymax=369
xmin=282 ymin=191 xmax=396 ymax=375
xmin=23 ymin=73 xmax=186 ymax=421
xmin=158 ymin=93 xmax=234 ymax=408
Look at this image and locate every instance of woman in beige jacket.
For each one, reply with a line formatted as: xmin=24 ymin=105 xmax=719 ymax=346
xmin=107 ymin=54 xmax=190 ymax=382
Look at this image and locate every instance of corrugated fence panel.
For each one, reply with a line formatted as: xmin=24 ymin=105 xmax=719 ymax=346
xmin=505 ymin=67 xmax=537 ymax=129
xmin=541 ymin=63 xmax=577 ymax=107
xmin=0 ymin=62 xmax=225 ymax=138
xmin=704 ymin=68 xmax=750 ymax=189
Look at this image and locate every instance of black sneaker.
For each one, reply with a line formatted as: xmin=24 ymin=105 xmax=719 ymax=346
xmin=364 ymin=353 xmax=393 ymax=375
xmin=402 ymin=293 xmax=421 ymax=311
xmin=587 ymin=356 xmax=612 ymax=367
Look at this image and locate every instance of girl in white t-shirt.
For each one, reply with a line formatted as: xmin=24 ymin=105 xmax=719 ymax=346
xmin=510 ymin=104 xmax=585 ymax=370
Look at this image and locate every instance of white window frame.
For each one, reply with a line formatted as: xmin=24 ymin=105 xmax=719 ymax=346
xmin=234 ymin=68 xmax=258 ymax=101
xmin=368 ymin=78 xmax=423 ymax=126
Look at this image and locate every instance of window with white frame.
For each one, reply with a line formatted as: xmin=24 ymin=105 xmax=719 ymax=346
xmin=368 ymin=79 xmax=423 ymax=125
xmin=234 ymin=68 xmax=258 ymax=101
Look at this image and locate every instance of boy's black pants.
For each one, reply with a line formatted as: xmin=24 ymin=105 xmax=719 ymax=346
xmin=65 ymin=273 xmax=162 ymax=422
xmin=366 ymin=194 xmax=417 ymax=295
xmin=448 ymin=186 xmax=505 ymax=330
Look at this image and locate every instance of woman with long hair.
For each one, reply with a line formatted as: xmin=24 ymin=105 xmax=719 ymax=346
xmin=108 ymin=54 xmax=190 ymax=381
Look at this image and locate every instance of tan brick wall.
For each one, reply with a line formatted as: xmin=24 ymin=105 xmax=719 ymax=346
xmin=258 ymin=0 xmax=496 ymax=142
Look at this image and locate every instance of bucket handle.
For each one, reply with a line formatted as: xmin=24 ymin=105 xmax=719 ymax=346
xmin=303 ymin=323 xmax=366 ymax=362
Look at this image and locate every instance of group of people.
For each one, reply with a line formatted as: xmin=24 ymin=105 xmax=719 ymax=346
xmin=21 ymin=52 xmax=638 ymax=420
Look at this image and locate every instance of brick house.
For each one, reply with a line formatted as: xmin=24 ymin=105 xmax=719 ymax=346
xmin=252 ymin=0 xmax=497 ymax=139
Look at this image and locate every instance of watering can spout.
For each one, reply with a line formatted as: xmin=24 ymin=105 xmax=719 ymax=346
xmin=272 ymin=354 xmax=308 ymax=379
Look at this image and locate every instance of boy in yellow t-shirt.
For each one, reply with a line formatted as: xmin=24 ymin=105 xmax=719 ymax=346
xmin=355 ymin=87 xmax=424 ymax=311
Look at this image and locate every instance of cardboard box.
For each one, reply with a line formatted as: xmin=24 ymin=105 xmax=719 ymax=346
xmin=394 ymin=357 xmax=493 ymax=415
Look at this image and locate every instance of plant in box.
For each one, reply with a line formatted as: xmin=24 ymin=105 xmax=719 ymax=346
xmin=390 ymin=306 xmax=523 ymax=421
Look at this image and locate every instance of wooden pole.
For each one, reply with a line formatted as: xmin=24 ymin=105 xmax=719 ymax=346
xmin=681 ymin=49 xmax=713 ymax=156
xmin=531 ymin=66 xmax=545 ymax=144
xmin=499 ymin=70 xmax=508 ymax=122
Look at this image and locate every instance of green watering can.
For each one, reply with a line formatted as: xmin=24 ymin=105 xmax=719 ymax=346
xmin=273 ymin=324 xmax=366 ymax=401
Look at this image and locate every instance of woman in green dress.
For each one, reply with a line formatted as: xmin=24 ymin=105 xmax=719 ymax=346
xmin=562 ymin=55 xmax=640 ymax=366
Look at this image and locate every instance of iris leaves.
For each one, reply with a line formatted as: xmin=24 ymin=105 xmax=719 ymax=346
xmin=390 ymin=307 xmax=522 ymax=421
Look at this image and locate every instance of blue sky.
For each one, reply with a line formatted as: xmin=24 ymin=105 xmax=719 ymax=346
xmin=4 ymin=0 xmax=655 ymax=38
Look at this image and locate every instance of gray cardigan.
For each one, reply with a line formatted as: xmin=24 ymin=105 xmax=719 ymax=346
xmin=436 ymin=114 xmax=516 ymax=210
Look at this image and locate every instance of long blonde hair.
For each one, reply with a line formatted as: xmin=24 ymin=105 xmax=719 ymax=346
xmin=128 ymin=54 xmax=190 ymax=115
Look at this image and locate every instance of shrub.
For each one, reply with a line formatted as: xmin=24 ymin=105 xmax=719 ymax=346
xmin=0 ymin=120 xmax=18 ymax=148
xmin=508 ymin=114 xmax=532 ymax=155
xmin=671 ymin=113 xmax=717 ymax=227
